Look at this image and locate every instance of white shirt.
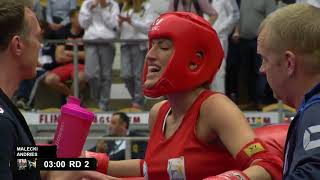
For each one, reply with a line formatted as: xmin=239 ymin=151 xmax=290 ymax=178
xmin=79 ymin=0 xmax=119 ymax=40
xmin=119 ymin=3 xmax=155 ymax=40
xmin=109 ymin=140 xmax=126 ymax=155
xmin=109 ymin=131 xmax=130 ymax=156
xmin=211 ymin=0 xmax=239 ymax=38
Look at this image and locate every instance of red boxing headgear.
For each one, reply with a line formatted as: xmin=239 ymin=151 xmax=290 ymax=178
xmin=143 ymin=12 xmax=224 ymax=98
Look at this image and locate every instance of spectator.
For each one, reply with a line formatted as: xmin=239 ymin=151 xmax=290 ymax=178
xmin=168 ymin=0 xmax=218 ymax=24
xmin=79 ymin=0 xmax=119 ymax=111
xmin=210 ymin=0 xmax=239 ymax=93
xmin=108 ymin=112 xmax=146 ymax=160
xmin=232 ymin=0 xmax=277 ymax=109
xmin=258 ymin=4 xmax=320 ymax=179
xmin=118 ymin=0 xmax=154 ymax=109
xmin=44 ymin=8 xmax=86 ymax=97
xmin=46 ymin=0 xmax=77 ymax=39
xmin=90 ymin=112 xmax=147 ymax=160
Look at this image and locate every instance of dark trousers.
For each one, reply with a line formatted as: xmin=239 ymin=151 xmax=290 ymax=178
xmin=238 ymin=38 xmax=266 ymax=104
xmin=226 ymin=36 xmax=241 ymax=102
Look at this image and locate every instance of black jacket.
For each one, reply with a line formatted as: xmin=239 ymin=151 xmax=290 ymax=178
xmin=0 ymin=89 xmax=41 ymax=180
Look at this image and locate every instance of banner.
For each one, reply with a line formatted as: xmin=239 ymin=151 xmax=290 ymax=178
xmin=22 ymin=111 xmax=282 ymax=126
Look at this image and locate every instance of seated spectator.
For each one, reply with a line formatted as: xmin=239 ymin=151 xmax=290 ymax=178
xmin=46 ymin=0 xmax=77 ymax=39
xmin=89 ymin=112 xmax=147 ymax=160
xmin=14 ymin=20 xmax=56 ymax=110
xmin=44 ymin=8 xmax=86 ymax=98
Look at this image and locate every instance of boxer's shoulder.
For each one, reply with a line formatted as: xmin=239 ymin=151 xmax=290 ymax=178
xmin=200 ymin=93 xmax=241 ymax=117
xmin=203 ymin=92 xmax=231 ymax=104
xmin=148 ymin=100 xmax=167 ymax=131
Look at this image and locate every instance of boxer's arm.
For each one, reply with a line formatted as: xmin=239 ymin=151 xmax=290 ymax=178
xmin=85 ymin=101 xmax=166 ymax=178
xmin=85 ymin=151 xmax=144 ymax=177
xmin=107 ymin=159 xmax=142 ymax=177
xmin=204 ymin=166 xmax=271 ymax=180
xmin=202 ymin=94 xmax=255 ymax=157
xmin=44 ymin=170 xmax=120 ymax=180
xmin=242 ymin=165 xmax=271 ymax=180
xmin=202 ymin=94 xmax=280 ymax=180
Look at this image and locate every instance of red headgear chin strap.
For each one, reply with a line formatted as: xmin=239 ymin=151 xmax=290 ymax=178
xmin=143 ymin=12 xmax=224 ymax=98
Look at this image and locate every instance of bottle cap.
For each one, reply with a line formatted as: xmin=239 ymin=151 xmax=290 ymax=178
xmin=61 ymin=96 xmax=95 ymax=121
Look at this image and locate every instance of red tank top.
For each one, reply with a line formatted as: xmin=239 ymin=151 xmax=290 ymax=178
xmin=145 ymin=90 xmax=239 ymax=180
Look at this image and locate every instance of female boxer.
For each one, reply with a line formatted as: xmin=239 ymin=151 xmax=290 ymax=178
xmin=88 ymin=12 xmax=283 ymax=180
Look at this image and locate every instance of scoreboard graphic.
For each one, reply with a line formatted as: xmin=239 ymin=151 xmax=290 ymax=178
xmin=14 ymin=145 xmax=96 ymax=171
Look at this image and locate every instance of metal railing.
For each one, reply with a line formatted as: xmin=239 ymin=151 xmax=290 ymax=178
xmin=44 ymin=38 xmax=148 ymax=98
xmin=34 ymin=136 xmax=149 ymax=160
xmin=38 ymin=38 xmax=295 ymax=124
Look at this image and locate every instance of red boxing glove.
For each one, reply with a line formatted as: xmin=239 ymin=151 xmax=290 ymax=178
xmin=203 ymin=170 xmax=250 ymax=180
xmin=85 ymin=151 xmax=109 ymax=174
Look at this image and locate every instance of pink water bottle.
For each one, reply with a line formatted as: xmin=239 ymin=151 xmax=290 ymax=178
xmin=53 ymin=96 xmax=95 ymax=158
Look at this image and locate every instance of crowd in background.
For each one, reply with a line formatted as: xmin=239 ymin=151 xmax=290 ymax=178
xmin=13 ymin=0 xmax=320 ymax=112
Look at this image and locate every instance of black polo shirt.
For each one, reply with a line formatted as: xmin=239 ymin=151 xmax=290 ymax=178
xmin=0 ymin=89 xmax=40 ymax=180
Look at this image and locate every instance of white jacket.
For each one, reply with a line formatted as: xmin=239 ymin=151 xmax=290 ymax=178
xmin=212 ymin=0 xmax=239 ymax=39
xmin=119 ymin=3 xmax=155 ymax=40
xmin=79 ymin=0 xmax=119 ymax=40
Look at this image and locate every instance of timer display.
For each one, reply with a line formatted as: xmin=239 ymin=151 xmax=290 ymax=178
xmin=38 ymin=158 xmax=96 ymax=170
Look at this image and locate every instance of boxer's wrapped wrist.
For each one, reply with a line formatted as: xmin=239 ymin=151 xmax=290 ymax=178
xmin=139 ymin=159 xmax=145 ymax=177
xmin=85 ymin=151 xmax=109 ymax=174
